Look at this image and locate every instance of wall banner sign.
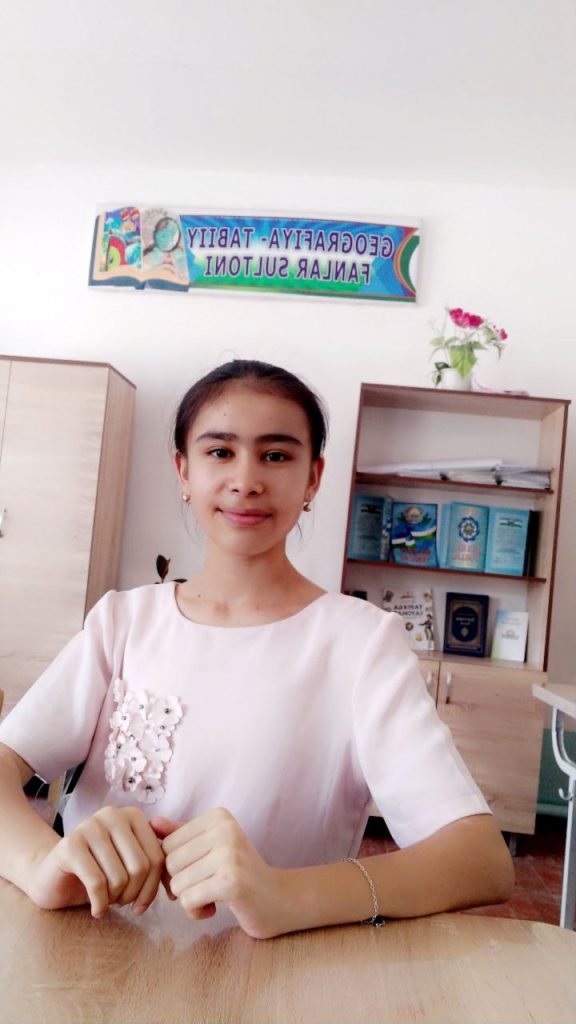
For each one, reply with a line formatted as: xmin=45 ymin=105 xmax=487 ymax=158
xmin=89 ymin=207 xmax=420 ymax=302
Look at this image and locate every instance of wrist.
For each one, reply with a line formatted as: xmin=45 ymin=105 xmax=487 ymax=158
xmin=277 ymin=860 xmax=377 ymax=934
xmin=19 ymin=834 xmax=62 ymax=905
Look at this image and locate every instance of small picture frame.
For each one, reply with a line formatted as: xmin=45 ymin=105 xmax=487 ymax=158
xmin=443 ymin=593 xmax=490 ymax=658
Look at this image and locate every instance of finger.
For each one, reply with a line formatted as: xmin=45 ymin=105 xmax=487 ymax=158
xmin=160 ymin=808 xmax=234 ymax=854
xmin=128 ymin=818 xmax=165 ymax=913
xmin=56 ymin=840 xmax=112 ymax=918
xmin=84 ymin=830 xmax=132 ymax=905
xmin=149 ymin=816 xmax=185 ymax=841
xmin=167 ymin=844 xmax=222 ymax=902
xmin=165 ymin=828 xmax=220 ymax=878
xmin=102 ymin=819 xmax=163 ymax=911
xmin=176 ymin=875 xmax=223 ymax=920
xmin=160 ymin=864 xmax=178 ymax=901
xmin=188 ymin=902 xmax=217 ymax=920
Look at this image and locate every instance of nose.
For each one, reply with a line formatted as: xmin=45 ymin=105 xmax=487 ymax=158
xmin=228 ymin=453 xmax=264 ymax=496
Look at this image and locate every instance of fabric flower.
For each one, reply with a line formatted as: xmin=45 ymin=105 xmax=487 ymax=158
xmin=103 ymin=679 xmax=184 ymax=802
xmin=132 ymin=775 xmax=166 ymax=804
xmin=116 ymin=737 xmax=147 ymax=775
xmin=148 ymin=695 xmax=183 ymax=732
xmin=125 ymin=690 xmax=152 ymax=715
xmin=139 ymin=729 xmax=172 ymax=765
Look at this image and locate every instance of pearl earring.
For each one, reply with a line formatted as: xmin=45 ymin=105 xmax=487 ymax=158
xmin=182 ymin=493 xmax=191 ymax=505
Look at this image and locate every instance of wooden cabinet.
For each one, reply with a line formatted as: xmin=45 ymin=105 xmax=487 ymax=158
xmin=437 ymin=660 xmax=545 ymax=833
xmin=0 ymin=356 xmax=135 ymax=715
xmin=343 ymin=384 xmax=569 ymax=834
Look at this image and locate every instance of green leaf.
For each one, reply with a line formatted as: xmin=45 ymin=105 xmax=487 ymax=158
xmin=450 ymin=346 xmax=477 ymax=376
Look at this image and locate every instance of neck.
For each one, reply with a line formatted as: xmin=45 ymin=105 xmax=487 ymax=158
xmin=177 ymin=546 xmax=325 ymax=626
xmin=190 ymin=547 xmax=303 ymax=604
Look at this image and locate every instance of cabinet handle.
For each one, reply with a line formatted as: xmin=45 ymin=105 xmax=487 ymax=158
xmin=445 ymin=672 xmax=453 ymax=704
xmin=425 ymin=671 xmax=433 ymax=694
xmin=0 ymin=508 xmax=5 ymax=537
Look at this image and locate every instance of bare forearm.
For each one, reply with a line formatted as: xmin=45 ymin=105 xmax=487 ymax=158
xmin=0 ymin=744 xmax=60 ymax=895
xmin=279 ymin=815 xmax=514 ymax=935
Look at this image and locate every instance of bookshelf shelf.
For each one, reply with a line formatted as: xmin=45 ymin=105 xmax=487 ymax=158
xmin=341 ymin=383 xmax=570 ymax=837
xmin=346 ymin=558 xmax=547 ymax=584
xmin=355 ymin=472 xmax=553 ymax=496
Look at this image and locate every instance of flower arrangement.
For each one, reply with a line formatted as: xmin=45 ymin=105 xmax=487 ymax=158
xmin=430 ymin=307 xmax=507 ymax=386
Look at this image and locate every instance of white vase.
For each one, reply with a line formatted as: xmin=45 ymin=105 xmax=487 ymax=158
xmin=437 ymin=368 xmax=472 ymax=391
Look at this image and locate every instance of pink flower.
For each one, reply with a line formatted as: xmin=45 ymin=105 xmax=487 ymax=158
xmin=499 ymin=328 xmax=508 ymax=340
xmin=449 ymin=307 xmax=484 ymax=329
xmin=448 ymin=307 xmax=465 ymax=326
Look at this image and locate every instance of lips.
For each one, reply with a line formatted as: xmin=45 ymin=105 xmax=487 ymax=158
xmin=219 ymin=509 xmax=271 ymax=527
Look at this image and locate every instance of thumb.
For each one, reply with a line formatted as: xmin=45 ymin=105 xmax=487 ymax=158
xmin=149 ymin=816 xmax=185 ymax=840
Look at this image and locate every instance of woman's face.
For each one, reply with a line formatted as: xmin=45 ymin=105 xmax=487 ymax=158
xmin=174 ymin=383 xmax=324 ymax=560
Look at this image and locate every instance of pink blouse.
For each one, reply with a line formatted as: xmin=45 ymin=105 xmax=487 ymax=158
xmin=0 ymin=584 xmax=489 ymax=867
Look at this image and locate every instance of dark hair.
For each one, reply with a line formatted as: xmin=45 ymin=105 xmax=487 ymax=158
xmin=174 ymin=359 xmax=328 ymax=460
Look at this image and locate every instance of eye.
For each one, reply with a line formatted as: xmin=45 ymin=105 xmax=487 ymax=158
xmin=263 ymin=450 xmax=290 ymax=462
xmin=207 ymin=447 xmax=233 ymax=459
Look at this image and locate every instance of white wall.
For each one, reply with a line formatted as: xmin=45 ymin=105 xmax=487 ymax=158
xmin=1 ymin=162 xmax=574 ymax=679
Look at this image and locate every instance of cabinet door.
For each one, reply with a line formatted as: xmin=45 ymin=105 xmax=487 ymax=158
xmin=0 ymin=361 xmax=108 ymax=714
xmin=437 ymin=664 xmax=545 ymax=834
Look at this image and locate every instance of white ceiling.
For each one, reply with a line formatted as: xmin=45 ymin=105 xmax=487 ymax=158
xmin=1 ymin=0 xmax=575 ymax=189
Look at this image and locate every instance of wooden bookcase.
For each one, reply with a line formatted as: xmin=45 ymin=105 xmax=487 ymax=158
xmin=341 ymin=384 xmax=570 ymax=835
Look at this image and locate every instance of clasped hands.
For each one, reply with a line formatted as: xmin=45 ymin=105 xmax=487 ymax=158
xmin=28 ymin=806 xmax=290 ymax=939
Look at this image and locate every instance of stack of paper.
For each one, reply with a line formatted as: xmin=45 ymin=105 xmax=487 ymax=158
xmin=358 ymin=458 xmax=551 ymax=490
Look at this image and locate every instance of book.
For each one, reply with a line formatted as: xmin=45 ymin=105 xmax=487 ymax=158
xmin=382 ymin=587 xmax=435 ymax=652
xmin=437 ymin=502 xmax=453 ymax=568
xmin=444 ymin=503 xmax=490 ymax=572
xmin=390 ymin=502 xmax=438 ymax=567
xmin=523 ymin=511 xmax=541 ymax=576
xmin=443 ymin=593 xmax=490 ymax=657
xmin=90 ymin=207 xmax=190 ymax=290
xmin=484 ymin=507 xmax=530 ymax=576
xmin=348 ymin=494 xmax=392 ymax=561
xmin=491 ymin=610 xmax=529 ymax=661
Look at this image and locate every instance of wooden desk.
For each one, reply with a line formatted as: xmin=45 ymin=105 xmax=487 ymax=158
xmin=1 ymin=881 xmax=576 ymax=1024
xmin=533 ymin=682 xmax=576 ymax=929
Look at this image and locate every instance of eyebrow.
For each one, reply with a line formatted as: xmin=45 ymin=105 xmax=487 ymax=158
xmin=194 ymin=431 xmax=303 ymax=447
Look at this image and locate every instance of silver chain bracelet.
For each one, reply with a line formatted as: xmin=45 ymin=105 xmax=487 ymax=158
xmin=345 ymin=858 xmax=386 ymax=927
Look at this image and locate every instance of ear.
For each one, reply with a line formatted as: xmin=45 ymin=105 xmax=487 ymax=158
xmin=173 ymin=450 xmax=189 ymax=491
xmin=307 ymin=456 xmax=325 ymax=500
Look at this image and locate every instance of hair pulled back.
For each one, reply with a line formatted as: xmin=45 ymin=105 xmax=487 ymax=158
xmin=174 ymin=359 xmax=328 ymax=460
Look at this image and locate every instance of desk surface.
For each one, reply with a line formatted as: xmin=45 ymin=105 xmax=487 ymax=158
xmin=1 ymin=881 xmax=576 ymax=1024
xmin=533 ymin=682 xmax=576 ymax=719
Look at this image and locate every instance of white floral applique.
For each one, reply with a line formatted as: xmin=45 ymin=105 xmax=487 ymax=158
xmin=104 ymin=679 xmax=184 ymax=803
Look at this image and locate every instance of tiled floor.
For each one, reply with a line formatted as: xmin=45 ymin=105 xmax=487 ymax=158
xmin=359 ymin=814 xmax=567 ymax=927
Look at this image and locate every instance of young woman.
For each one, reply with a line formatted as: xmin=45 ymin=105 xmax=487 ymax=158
xmin=0 ymin=360 xmax=514 ymax=939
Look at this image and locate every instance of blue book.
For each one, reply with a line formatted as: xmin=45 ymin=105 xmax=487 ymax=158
xmin=348 ymin=494 xmax=392 ymax=561
xmin=445 ymin=502 xmax=489 ymax=572
xmin=391 ymin=502 xmax=438 ymax=567
xmin=436 ymin=502 xmax=453 ymax=568
xmin=485 ymin=507 xmax=530 ymax=576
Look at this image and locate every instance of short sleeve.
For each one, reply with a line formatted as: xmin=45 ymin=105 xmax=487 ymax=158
xmin=0 ymin=591 xmax=117 ymax=782
xmin=352 ymin=612 xmax=490 ymax=847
